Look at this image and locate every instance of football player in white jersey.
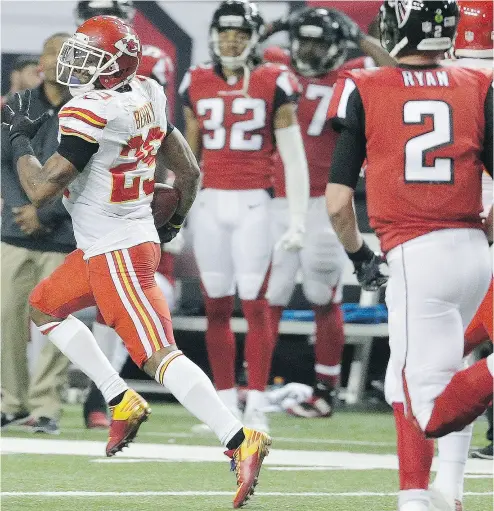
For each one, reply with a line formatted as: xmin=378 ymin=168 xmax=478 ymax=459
xmin=2 ymin=16 xmax=270 ymax=508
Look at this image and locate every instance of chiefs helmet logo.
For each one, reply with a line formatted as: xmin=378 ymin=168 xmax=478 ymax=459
xmin=464 ymin=30 xmax=475 ymax=43
xmin=115 ymin=35 xmax=141 ymax=56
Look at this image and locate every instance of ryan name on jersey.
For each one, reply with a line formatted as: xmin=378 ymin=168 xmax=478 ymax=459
xmin=402 ymin=69 xmax=450 ymax=87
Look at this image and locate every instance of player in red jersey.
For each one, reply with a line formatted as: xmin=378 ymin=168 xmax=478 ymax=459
xmin=75 ymin=1 xmax=177 ymax=430
xmin=326 ymin=2 xmax=493 ymax=510
xmin=262 ymin=7 xmax=395 ymax=418
xmin=180 ymin=0 xmax=309 ymax=432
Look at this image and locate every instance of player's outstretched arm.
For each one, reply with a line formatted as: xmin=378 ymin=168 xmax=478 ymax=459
xmin=157 ymin=127 xmax=200 ymax=219
xmin=329 ymin=10 xmax=397 ymax=68
xmin=2 ymin=90 xmax=79 ymax=208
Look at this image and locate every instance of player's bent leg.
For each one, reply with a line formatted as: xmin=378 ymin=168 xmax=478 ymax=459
xmin=425 ymin=355 xmax=493 ymax=438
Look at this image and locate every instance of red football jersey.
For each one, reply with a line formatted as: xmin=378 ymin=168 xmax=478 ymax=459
xmin=263 ymin=47 xmax=373 ymax=197
xmin=329 ymin=66 xmax=492 ymax=253
xmin=180 ymin=62 xmax=298 ymax=190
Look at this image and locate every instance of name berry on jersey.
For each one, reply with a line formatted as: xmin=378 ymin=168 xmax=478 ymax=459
xmin=58 ymin=76 xmax=169 ymax=259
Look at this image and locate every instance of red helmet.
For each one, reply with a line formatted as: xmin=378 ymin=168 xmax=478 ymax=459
xmin=138 ymin=45 xmax=174 ymax=89
xmin=57 ymin=15 xmax=141 ymax=94
xmin=455 ymin=1 xmax=493 ymax=58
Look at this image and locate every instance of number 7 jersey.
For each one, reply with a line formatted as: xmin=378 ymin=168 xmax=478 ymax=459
xmin=58 ymin=76 xmax=168 ymax=259
xmin=328 ymin=65 xmax=493 ymax=253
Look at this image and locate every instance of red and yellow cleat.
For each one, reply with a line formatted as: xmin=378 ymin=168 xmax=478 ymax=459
xmin=106 ymin=389 xmax=151 ymax=457
xmin=225 ymin=428 xmax=272 ymax=508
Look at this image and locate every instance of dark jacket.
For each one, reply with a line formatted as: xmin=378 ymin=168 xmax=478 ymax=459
xmin=1 ymin=84 xmax=76 ymax=253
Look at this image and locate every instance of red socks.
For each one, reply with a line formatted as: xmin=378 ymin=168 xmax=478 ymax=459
xmin=393 ymin=403 xmax=434 ymax=490
xmin=242 ymin=298 xmax=274 ymax=391
xmin=314 ymin=304 xmax=345 ymax=388
xmin=204 ymin=295 xmax=236 ymax=391
xmin=425 ymin=358 xmax=493 ymax=438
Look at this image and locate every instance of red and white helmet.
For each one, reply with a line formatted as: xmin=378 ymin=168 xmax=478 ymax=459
xmin=138 ymin=45 xmax=174 ymax=89
xmin=57 ymin=15 xmax=141 ymax=95
xmin=455 ymin=1 xmax=493 ymax=59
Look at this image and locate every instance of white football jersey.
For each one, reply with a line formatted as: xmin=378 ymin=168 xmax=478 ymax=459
xmin=58 ymin=76 xmax=168 ymax=258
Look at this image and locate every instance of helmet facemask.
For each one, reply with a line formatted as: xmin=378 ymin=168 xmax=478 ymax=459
xmin=57 ymin=35 xmax=121 ymax=95
xmin=292 ymin=33 xmax=346 ymax=77
xmin=210 ymin=26 xmax=259 ymax=70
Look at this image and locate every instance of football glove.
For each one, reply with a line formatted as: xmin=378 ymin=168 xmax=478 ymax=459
xmin=2 ymin=90 xmax=51 ymax=143
xmin=347 ymin=242 xmax=388 ymax=291
xmin=275 ymin=222 xmax=305 ymax=252
xmin=157 ymin=213 xmax=185 ymax=244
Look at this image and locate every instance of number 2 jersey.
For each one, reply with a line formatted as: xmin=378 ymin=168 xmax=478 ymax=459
xmin=179 ymin=62 xmax=298 ymax=190
xmin=58 ymin=76 xmax=168 ymax=259
xmin=328 ymin=65 xmax=493 ymax=253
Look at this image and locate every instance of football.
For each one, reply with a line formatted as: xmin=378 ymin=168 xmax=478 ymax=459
xmin=151 ymin=183 xmax=180 ymax=228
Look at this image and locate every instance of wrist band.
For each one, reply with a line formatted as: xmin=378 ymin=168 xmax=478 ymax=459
xmin=169 ymin=213 xmax=185 ymax=227
xmin=346 ymin=241 xmax=374 ymax=263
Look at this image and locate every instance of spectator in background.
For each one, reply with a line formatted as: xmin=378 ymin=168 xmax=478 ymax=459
xmin=1 ymin=32 xmax=74 ymax=434
xmin=2 ymin=56 xmax=42 ymax=106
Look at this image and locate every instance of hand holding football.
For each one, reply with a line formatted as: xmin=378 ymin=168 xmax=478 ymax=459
xmin=151 ymin=183 xmax=180 ymax=228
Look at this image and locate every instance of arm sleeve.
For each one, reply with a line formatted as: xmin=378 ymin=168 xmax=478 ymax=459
xmin=57 ymin=134 xmax=99 ymax=173
xmin=273 ymin=70 xmax=301 ymax=112
xmin=328 ymin=87 xmax=366 ymax=190
xmin=482 ymin=85 xmax=493 ymax=178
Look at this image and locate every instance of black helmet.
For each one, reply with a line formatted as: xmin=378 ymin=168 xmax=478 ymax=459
xmin=380 ymin=0 xmax=459 ymax=57
xmin=289 ymin=8 xmax=348 ymax=77
xmin=209 ymin=0 xmax=263 ymax=70
xmin=75 ymin=1 xmax=135 ymax=25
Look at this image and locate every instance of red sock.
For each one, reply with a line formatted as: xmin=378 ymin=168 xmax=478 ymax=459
xmin=313 ymin=303 xmax=345 ymax=388
xmin=242 ymin=299 xmax=274 ymax=391
xmin=393 ymin=402 xmax=434 ymax=490
xmin=269 ymin=305 xmax=284 ymax=349
xmin=203 ymin=295 xmax=236 ymax=391
xmin=425 ymin=358 xmax=493 ymax=438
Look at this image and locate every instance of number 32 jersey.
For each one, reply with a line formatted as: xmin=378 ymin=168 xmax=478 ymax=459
xmin=179 ymin=62 xmax=298 ymax=190
xmin=58 ymin=76 xmax=168 ymax=258
xmin=329 ymin=66 xmax=493 ymax=253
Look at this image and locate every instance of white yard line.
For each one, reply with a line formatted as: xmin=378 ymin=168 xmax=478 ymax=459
xmin=1 ymin=491 xmax=492 ymax=498
xmin=4 ymin=425 xmax=397 ymax=446
xmin=1 ymin=437 xmax=492 ymax=474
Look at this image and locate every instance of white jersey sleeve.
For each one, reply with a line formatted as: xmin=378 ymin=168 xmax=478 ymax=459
xmin=58 ymin=91 xmax=111 ymax=144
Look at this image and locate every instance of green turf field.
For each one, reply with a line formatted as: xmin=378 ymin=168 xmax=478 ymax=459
xmin=2 ymin=403 xmax=492 ymax=510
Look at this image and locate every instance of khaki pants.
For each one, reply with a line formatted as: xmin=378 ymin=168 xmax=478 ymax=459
xmin=1 ymin=242 xmax=69 ymax=419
